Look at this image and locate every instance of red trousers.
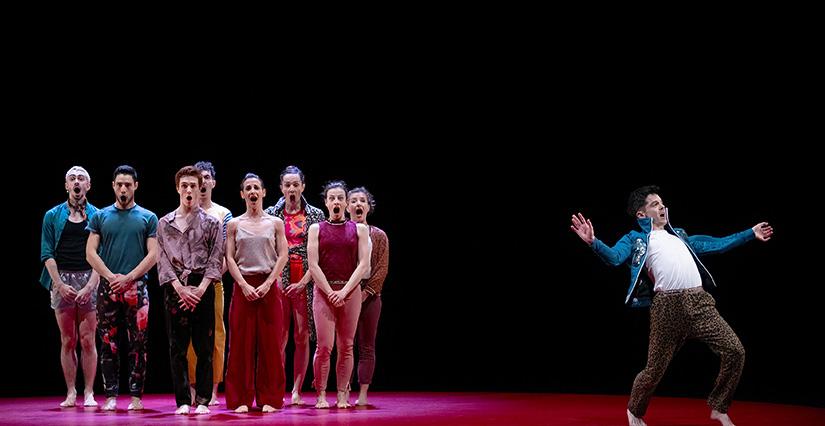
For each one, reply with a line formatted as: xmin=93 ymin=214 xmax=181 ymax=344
xmin=225 ymin=275 xmax=285 ymax=409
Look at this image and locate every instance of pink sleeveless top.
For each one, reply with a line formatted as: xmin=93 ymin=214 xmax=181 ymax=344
xmin=318 ymin=220 xmax=358 ymax=283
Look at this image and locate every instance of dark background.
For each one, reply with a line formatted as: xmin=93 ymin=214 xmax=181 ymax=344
xmin=3 ymin=151 xmax=822 ymax=409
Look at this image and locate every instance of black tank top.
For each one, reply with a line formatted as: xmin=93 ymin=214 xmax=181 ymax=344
xmin=55 ymin=219 xmax=91 ymax=270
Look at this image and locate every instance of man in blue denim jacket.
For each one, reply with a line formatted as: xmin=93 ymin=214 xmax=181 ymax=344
xmin=571 ymin=185 xmax=773 ymax=426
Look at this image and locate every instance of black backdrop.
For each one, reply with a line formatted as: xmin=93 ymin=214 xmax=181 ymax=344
xmin=4 ymin=152 xmax=822 ymax=408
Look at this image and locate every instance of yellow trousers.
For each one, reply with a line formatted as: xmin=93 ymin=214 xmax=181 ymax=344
xmin=187 ymin=280 xmax=226 ymax=385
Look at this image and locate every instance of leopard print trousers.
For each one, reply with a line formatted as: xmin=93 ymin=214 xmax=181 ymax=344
xmin=628 ymin=287 xmax=745 ymax=417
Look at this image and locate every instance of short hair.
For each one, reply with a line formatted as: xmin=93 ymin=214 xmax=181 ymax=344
xmin=194 ymin=161 xmax=216 ymax=178
xmin=175 ymin=166 xmax=203 ymax=188
xmin=113 ymin=165 xmax=137 ymax=181
xmin=627 ymin=185 xmax=661 ymax=217
xmin=240 ymin=173 xmax=264 ymax=190
xmin=347 ymin=186 xmax=376 ymax=215
xmin=322 ymin=180 xmax=348 ymax=202
xmin=65 ymin=166 xmax=90 ymax=181
xmin=280 ymin=165 xmax=305 ymax=184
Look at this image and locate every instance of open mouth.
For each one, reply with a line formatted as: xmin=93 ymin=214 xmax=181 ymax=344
xmin=250 ymin=196 xmax=259 ymax=203
xmin=289 ymin=194 xmax=296 ymax=203
xmin=119 ymin=195 xmax=127 ymax=203
xmin=355 ymin=208 xmax=363 ymax=216
xmin=186 ymin=195 xmax=192 ymax=201
xmin=73 ymin=187 xmax=81 ymax=194
xmin=200 ymin=187 xmax=206 ymax=193
xmin=333 ymin=206 xmax=340 ymax=214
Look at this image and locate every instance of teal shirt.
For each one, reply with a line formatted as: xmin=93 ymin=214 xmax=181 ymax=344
xmin=40 ymin=201 xmax=99 ymax=290
xmin=86 ymin=203 xmax=158 ymax=281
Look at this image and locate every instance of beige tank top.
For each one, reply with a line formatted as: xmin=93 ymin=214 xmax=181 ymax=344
xmin=234 ymin=219 xmax=278 ymax=275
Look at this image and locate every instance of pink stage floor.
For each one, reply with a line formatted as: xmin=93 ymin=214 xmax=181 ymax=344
xmin=0 ymin=392 xmax=822 ymax=425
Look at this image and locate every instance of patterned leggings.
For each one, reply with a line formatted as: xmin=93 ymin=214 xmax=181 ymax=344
xmin=628 ymin=288 xmax=745 ymax=417
xmin=97 ymin=279 xmax=149 ymax=398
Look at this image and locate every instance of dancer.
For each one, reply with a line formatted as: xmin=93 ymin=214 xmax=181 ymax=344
xmin=347 ymin=187 xmax=389 ymax=406
xmin=308 ymin=181 xmax=370 ymax=408
xmin=570 ymin=185 xmax=773 ymax=426
xmin=86 ymin=165 xmax=158 ymax=411
xmin=264 ymin=165 xmax=325 ymax=405
xmin=40 ymin=166 xmax=100 ymax=408
xmin=224 ymin=173 xmax=288 ymax=413
xmin=156 ymin=166 xmax=225 ymax=415
xmin=185 ymin=160 xmax=233 ymax=406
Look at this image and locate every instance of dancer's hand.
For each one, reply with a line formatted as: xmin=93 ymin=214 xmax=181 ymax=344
xmin=57 ymin=281 xmax=78 ymax=302
xmin=172 ymin=281 xmax=196 ymax=310
xmin=570 ymin=212 xmax=595 ymax=245
xmin=240 ymin=282 xmax=260 ymax=301
xmin=753 ymin=222 xmax=774 ymax=241
xmin=109 ymin=273 xmax=134 ymax=293
xmin=328 ymin=290 xmax=346 ymax=307
xmin=75 ymin=284 xmax=94 ymax=305
xmin=285 ymin=281 xmax=306 ymax=298
xmin=255 ymin=280 xmax=273 ymax=298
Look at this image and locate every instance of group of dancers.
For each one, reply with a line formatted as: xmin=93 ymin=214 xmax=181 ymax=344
xmin=40 ymin=163 xmax=389 ymax=414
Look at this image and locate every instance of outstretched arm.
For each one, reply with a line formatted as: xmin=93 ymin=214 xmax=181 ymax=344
xmin=685 ymin=222 xmax=774 ymax=255
xmin=571 ymin=212 xmax=633 ymax=266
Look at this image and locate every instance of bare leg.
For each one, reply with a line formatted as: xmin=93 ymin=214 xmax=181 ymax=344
xmin=55 ymin=308 xmax=78 ymax=407
xmin=627 ymin=409 xmax=647 ymax=426
xmin=291 ymin=296 xmax=310 ymax=404
xmin=356 ymin=384 xmax=369 ymax=406
xmin=78 ymin=309 xmax=98 ymax=406
xmin=209 ymin=383 xmax=219 ymax=405
xmin=711 ymin=409 xmax=736 ymax=426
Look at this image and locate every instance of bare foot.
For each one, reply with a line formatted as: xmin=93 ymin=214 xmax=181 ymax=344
xmin=627 ymin=409 xmax=647 ymax=426
xmin=102 ymin=397 xmax=117 ymax=411
xmin=357 ymin=384 xmax=369 ymax=406
xmin=336 ymin=391 xmax=351 ymax=408
xmin=127 ymin=397 xmax=143 ymax=410
xmin=234 ymin=405 xmax=249 ymax=413
xmin=83 ymin=392 xmax=98 ymax=407
xmin=315 ymin=392 xmax=329 ymax=409
xmin=262 ymin=404 xmax=278 ymax=413
xmin=59 ymin=392 xmax=77 ymax=408
xmin=711 ymin=409 xmax=736 ymax=426
xmin=189 ymin=385 xmax=196 ymax=406
xmin=175 ymin=404 xmax=190 ymax=415
xmin=194 ymin=404 xmax=210 ymax=414
xmin=291 ymin=391 xmax=305 ymax=405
